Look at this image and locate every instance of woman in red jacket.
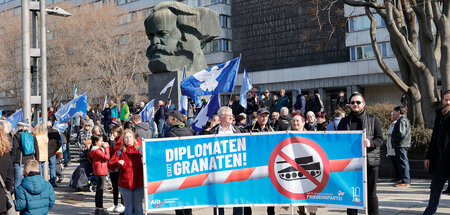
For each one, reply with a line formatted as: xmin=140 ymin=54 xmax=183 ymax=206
xmin=90 ymin=135 xmax=110 ymax=215
xmin=108 ymin=129 xmax=144 ymax=215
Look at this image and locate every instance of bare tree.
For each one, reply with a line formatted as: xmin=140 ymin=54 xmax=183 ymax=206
xmin=339 ymin=0 xmax=450 ymax=128
xmin=47 ymin=2 xmax=148 ymax=107
xmin=0 ymin=14 xmax=23 ymax=107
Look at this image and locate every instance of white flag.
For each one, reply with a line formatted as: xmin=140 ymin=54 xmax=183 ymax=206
xmin=160 ymin=78 xmax=176 ymax=95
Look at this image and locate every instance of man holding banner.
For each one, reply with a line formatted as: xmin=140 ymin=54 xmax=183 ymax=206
xmin=338 ymin=92 xmax=383 ymax=215
xmin=244 ymin=108 xmax=275 ymax=215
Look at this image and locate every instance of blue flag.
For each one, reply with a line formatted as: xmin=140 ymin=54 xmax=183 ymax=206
xmin=0 ymin=110 xmax=2 ymax=119
xmin=181 ymin=57 xmax=241 ymax=98
xmin=140 ymin=99 xmax=155 ymax=123
xmin=179 ymin=68 xmax=188 ymax=116
xmin=6 ymin=109 xmax=23 ymax=133
xmin=74 ymin=83 xmax=78 ymax=98
xmin=55 ymin=93 xmax=88 ymax=123
xmin=239 ymin=69 xmax=253 ymax=109
xmin=191 ymin=94 xmax=221 ymax=133
xmin=53 ymin=121 xmax=68 ymax=133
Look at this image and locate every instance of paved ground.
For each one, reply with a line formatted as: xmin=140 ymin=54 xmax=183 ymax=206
xmin=50 ymin=163 xmax=450 ymax=215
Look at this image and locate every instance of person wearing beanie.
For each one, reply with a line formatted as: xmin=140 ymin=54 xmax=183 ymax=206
xmin=165 ymin=111 xmax=194 ymax=137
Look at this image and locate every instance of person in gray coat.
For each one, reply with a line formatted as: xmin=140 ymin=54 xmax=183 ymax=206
xmin=391 ymin=106 xmax=411 ymax=187
xmin=130 ymin=115 xmax=152 ymax=141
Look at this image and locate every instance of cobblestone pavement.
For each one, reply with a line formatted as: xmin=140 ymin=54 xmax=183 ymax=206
xmin=50 ymin=163 xmax=450 ymax=215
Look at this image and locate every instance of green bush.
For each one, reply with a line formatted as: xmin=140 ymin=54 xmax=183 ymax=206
xmin=409 ymin=127 xmax=432 ymax=158
xmin=365 ymin=104 xmax=396 ymax=131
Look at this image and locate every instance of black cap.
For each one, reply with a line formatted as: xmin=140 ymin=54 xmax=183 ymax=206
xmin=169 ymin=111 xmax=183 ymax=121
xmin=257 ymin=108 xmax=270 ymax=115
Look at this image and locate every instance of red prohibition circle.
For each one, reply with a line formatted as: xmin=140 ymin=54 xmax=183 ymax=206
xmin=268 ymin=136 xmax=330 ymax=200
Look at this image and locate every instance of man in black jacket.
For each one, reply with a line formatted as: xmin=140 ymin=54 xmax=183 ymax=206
xmin=423 ymin=90 xmax=450 ymax=215
xmin=244 ymin=108 xmax=275 ymax=215
xmin=166 ymin=111 xmax=194 ymax=138
xmin=391 ymin=106 xmax=411 ymax=187
xmin=274 ymin=107 xmax=291 ymax=131
xmin=337 ymin=93 xmax=383 ymax=215
xmin=11 ymin=121 xmax=39 ymax=190
xmin=47 ymin=122 xmax=62 ymax=187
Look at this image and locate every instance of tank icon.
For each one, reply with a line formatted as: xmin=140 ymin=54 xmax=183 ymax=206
xmin=276 ymin=156 xmax=321 ymax=181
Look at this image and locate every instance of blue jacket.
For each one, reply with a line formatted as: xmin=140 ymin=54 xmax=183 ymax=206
xmin=15 ymin=173 xmax=55 ymax=215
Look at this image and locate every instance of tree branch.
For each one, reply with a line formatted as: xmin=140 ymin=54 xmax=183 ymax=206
xmin=343 ymin=0 xmax=385 ymax=9
xmin=365 ymin=6 xmax=409 ymax=93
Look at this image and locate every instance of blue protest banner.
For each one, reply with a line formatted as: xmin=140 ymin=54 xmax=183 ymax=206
xmin=142 ymin=132 xmax=366 ymax=212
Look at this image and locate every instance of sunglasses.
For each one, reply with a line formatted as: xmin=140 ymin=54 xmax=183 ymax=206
xmin=350 ymin=101 xmax=363 ymax=105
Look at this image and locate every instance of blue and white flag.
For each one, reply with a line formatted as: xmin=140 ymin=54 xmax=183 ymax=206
xmin=55 ymin=93 xmax=88 ymax=123
xmin=103 ymin=96 xmax=108 ymax=110
xmin=160 ymin=78 xmax=175 ymax=95
xmin=191 ymin=94 xmax=221 ymax=133
xmin=181 ymin=57 xmax=241 ymax=98
xmin=73 ymin=83 xmax=78 ymax=98
xmin=53 ymin=121 xmax=68 ymax=133
xmin=0 ymin=110 xmax=2 ymax=119
xmin=179 ymin=68 xmax=188 ymax=116
xmin=140 ymin=99 xmax=155 ymax=123
xmin=239 ymin=69 xmax=253 ymax=109
xmin=6 ymin=109 xmax=23 ymax=133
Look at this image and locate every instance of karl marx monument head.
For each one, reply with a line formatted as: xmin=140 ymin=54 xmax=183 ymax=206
xmin=144 ymin=2 xmax=221 ymax=74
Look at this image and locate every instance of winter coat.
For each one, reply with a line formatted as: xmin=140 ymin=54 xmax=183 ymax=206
xmin=110 ymin=105 xmax=119 ymax=120
xmin=11 ymin=130 xmax=39 ymax=164
xmin=274 ymin=115 xmax=291 ymax=131
xmin=120 ymin=104 xmax=130 ymax=121
xmin=305 ymin=121 xmax=318 ymax=131
xmin=305 ymin=95 xmax=323 ymax=114
xmin=262 ymin=96 xmax=276 ymax=113
xmin=47 ymin=127 xmax=62 ymax=158
xmin=102 ymin=107 xmax=111 ymax=123
xmin=14 ymin=172 xmax=55 ymax=215
xmin=294 ymin=94 xmax=306 ymax=114
xmin=90 ymin=146 xmax=110 ymax=176
xmin=155 ymin=106 xmax=166 ymax=121
xmin=209 ymin=124 xmax=242 ymax=134
xmin=326 ymin=118 xmax=342 ymax=131
xmin=166 ymin=121 xmax=194 ymax=137
xmin=76 ymin=129 xmax=92 ymax=147
xmin=336 ymin=96 xmax=348 ymax=109
xmin=426 ymin=108 xmax=450 ymax=176
xmin=134 ymin=122 xmax=152 ymax=140
xmin=108 ymin=145 xmax=143 ymax=190
xmin=391 ymin=115 xmax=411 ymax=148
xmin=231 ymin=101 xmax=245 ymax=116
xmin=244 ymin=122 xmax=274 ymax=133
xmin=245 ymin=98 xmax=259 ymax=115
xmin=35 ymin=133 xmax=49 ymax=162
xmin=317 ymin=121 xmax=329 ymax=131
xmin=0 ymin=152 xmax=13 ymax=214
xmin=276 ymin=96 xmax=290 ymax=113
xmin=337 ymin=110 xmax=384 ymax=167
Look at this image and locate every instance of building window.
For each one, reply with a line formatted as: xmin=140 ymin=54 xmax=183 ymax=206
xmin=348 ymin=14 xmax=385 ymax=32
xmin=203 ymin=39 xmax=231 ymax=53
xmin=349 ymin=42 xmax=394 ymax=61
xmin=219 ymin=15 xmax=230 ymax=28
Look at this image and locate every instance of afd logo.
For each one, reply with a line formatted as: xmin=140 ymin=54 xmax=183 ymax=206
xmin=151 ymin=199 xmax=163 ymax=207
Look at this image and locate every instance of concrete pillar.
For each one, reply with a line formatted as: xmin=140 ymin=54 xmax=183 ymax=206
xmin=347 ymin=85 xmax=360 ymax=100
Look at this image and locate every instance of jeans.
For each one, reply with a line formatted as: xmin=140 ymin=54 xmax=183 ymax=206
xmin=63 ymin=142 xmax=71 ymax=166
xmin=157 ymin=119 xmax=166 ymax=138
xmin=348 ymin=166 xmax=379 ymax=215
xmin=95 ymin=175 xmax=106 ymax=208
xmin=49 ymin=155 xmax=56 ymax=184
xmin=423 ymin=158 xmax=448 ymax=215
xmin=13 ymin=163 xmax=24 ymax=191
xmin=120 ymin=187 xmax=144 ymax=215
xmin=394 ymin=147 xmax=410 ymax=183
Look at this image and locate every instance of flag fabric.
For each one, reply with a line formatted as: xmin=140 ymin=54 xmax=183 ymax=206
xmin=103 ymin=96 xmax=108 ymax=110
xmin=53 ymin=121 xmax=68 ymax=133
xmin=181 ymin=57 xmax=241 ymax=98
xmin=179 ymin=68 xmax=188 ymax=115
xmin=239 ymin=69 xmax=253 ymax=109
xmin=140 ymin=99 xmax=155 ymax=123
xmin=73 ymin=83 xmax=78 ymax=98
xmin=160 ymin=78 xmax=176 ymax=95
xmin=55 ymin=93 xmax=88 ymax=123
xmin=6 ymin=109 xmax=23 ymax=133
xmin=191 ymin=94 xmax=221 ymax=133
xmin=0 ymin=110 xmax=2 ymax=119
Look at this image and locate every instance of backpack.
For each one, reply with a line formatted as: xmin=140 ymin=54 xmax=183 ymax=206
xmin=20 ymin=132 xmax=35 ymax=156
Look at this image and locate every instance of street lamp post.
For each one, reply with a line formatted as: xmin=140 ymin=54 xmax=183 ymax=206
xmin=22 ymin=0 xmax=71 ymax=181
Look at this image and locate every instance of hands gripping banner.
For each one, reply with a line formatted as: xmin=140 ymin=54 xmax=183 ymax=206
xmin=142 ymin=132 xmax=366 ymax=212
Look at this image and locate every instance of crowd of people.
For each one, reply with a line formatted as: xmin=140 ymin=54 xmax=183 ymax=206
xmin=0 ymin=89 xmax=449 ymax=215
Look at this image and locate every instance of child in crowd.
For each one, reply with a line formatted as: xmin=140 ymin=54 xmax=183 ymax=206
xmin=89 ymin=135 xmax=110 ymax=215
xmin=14 ymin=160 xmax=55 ymax=215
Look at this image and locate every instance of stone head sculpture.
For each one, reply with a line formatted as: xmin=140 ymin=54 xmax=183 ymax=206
xmin=144 ymin=2 xmax=221 ymax=74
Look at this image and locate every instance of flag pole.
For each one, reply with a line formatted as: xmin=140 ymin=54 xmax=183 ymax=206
xmin=168 ymin=86 xmax=173 ymax=99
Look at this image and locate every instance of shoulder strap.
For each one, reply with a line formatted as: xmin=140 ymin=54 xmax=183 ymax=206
xmin=0 ymin=174 xmax=7 ymax=191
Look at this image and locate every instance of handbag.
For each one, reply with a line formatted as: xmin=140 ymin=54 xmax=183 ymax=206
xmin=0 ymin=174 xmax=16 ymax=215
